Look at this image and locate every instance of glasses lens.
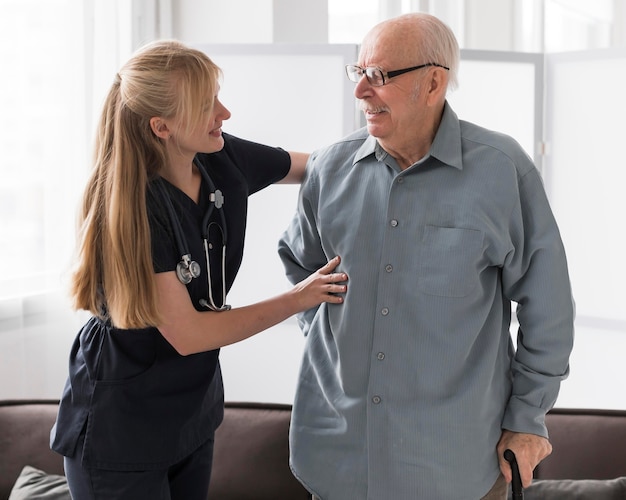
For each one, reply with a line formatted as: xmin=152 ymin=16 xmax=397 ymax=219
xmin=365 ymin=68 xmax=384 ymax=86
xmin=346 ymin=65 xmax=362 ymax=82
xmin=346 ymin=66 xmax=385 ymax=86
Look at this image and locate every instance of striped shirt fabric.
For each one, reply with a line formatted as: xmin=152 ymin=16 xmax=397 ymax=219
xmin=278 ymin=102 xmax=574 ymax=500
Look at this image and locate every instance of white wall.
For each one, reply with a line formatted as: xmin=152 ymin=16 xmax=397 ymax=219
xmin=192 ymin=43 xmax=357 ymax=404
xmin=2 ymin=0 xmax=625 ymax=412
xmin=172 ymin=0 xmax=274 ymax=43
xmin=169 ymin=4 xmax=626 ymax=411
xmin=543 ymin=49 xmax=626 ymax=410
xmin=172 ymin=0 xmax=328 ymax=44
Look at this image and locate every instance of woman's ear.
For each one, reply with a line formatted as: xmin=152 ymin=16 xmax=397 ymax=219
xmin=150 ymin=117 xmax=171 ymax=140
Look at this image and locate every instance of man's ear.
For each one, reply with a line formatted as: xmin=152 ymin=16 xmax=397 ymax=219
xmin=150 ymin=117 xmax=170 ymax=139
xmin=425 ymin=67 xmax=448 ymax=105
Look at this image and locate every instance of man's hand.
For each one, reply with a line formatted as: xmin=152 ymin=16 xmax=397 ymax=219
xmin=497 ymin=430 xmax=552 ymax=487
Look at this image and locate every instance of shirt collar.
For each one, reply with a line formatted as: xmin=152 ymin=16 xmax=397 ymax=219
xmin=354 ymin=135 xmax=378 ymax=165
xmin=352 ymin=101 xmax=463 ymax=171
xmin=430 ymin=101 xmax=463 ymax=170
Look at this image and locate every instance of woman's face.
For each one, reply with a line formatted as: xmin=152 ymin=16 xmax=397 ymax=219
xmin=169 ymin=90 xmax=232 ymax=157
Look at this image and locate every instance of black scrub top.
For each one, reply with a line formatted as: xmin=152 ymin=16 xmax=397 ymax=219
xmin=50 ymin=134 xmax=291 ymax=471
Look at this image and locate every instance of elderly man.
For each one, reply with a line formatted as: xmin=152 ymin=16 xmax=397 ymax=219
xmin=278 ymin=12 xmax=574 ymax=500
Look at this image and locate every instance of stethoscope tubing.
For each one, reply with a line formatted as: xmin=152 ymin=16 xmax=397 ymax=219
xmin=156 ymin=159 xmax=230 ymax=311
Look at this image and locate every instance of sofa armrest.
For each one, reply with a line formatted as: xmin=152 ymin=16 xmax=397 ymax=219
xmin=536 ymin=408 xmax=626 ymax=480
xmin=0 ymin=399 xmax=63 ymax=500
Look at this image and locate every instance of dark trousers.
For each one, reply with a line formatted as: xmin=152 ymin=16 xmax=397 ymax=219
xmin=64 ymin=434 xmax=215 ymax=500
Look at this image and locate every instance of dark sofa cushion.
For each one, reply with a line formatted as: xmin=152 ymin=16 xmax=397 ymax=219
xmin=208 ymin=402 xmax=310 ymax=500
xmin=507 ymin=477 xmax=626 ymax=500
xmin=8 ymin=466 xmax=70 ymax=500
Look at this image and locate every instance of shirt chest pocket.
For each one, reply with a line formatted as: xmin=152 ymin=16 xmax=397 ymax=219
xmin=418 ymin=225 xmax=484 ymax=298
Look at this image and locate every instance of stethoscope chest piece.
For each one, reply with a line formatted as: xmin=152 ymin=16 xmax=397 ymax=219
xmin=176 ymin=254 xmax=201 ymax=285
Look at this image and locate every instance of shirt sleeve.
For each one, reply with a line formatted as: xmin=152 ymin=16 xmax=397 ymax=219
xmin=501 ymin=166 xmax=575 ymax=437
xmin=278 ymin=153 xmax=327 ymax=335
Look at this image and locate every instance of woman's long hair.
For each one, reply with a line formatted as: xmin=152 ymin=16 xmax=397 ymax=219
xmin=71 ymin=40 xmax=221 ymax=328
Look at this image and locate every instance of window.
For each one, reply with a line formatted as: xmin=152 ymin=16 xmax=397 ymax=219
xmin=328 ymin=0 xmax=620 ymax=52
xmin=328 ymin=0 xmax=379 ymax=43
xmin=0 ymin=0 xmax=88 ymax=301
xmin=545 ymin=0 xmax=614 ymax=52
xmin=0 ymin=0 xmax=162 ymax=307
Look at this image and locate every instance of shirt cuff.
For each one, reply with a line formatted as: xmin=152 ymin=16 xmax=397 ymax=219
xmin=501 ymin=397 xmax=549 ymax=438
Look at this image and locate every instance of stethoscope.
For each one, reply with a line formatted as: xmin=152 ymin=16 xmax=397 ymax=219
xmin=156 ymin=160 xmax=231 ymax=311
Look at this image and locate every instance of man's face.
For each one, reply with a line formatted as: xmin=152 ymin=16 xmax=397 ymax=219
xmin=354 ymin=35 xmax=429 ymax=152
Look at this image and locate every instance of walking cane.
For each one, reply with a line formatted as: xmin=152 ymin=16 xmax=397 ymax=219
xmin=504 ymin=449 xmax=524 ymax=499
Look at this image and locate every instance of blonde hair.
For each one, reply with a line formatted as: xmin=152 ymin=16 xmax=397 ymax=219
xmin=71 ymin=40 xmax=221 ymax=328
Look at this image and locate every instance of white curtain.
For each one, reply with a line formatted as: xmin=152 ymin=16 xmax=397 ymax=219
xmin=0 ymin=0 xmax=169 ymax=399
xmin=0 ymin=0 xmax=169 ymax=302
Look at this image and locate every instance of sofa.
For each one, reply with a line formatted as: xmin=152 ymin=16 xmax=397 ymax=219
xmin=1 ymin=400 xmax=625 ymax=500
xmin=0 ymin=400 xmax=309 ymax=500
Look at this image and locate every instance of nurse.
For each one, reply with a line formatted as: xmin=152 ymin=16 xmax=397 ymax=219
xmin=50 ymin=39 xmax=347 ymax=500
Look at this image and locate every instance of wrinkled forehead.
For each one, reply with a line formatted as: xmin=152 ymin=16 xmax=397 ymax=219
xmin=358 ymin=22 xmax=420 ymax=68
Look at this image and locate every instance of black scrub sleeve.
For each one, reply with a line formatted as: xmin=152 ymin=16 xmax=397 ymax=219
xmin=146 ymin=181 xmax=180 ymax=274
xmin=203 ymin=133 xmax=292 ymax=194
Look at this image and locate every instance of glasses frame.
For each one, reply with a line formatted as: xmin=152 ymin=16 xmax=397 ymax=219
xmin=345 ymin=62 xmax=450 ymax=86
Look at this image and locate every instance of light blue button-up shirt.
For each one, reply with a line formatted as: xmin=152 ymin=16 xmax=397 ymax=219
xmin=278 ymin=103 xmax=574 ymax=500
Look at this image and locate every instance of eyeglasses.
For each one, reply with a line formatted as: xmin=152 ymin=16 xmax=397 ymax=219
xmin=345 ymin=63 xmax=450 ymax=87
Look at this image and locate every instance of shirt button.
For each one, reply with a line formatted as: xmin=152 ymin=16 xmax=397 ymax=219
xmin=377 ymin=352 xmax=385 ymax=360
xmin=390 ymin=219 xmax=398 ymax=227
xmin=381 ymin=307 xmax=389 ymax=316
xmin=372 ymin=396 xmax=382 ymax=404
xmin=397 ymin=177 xmax=405 ymax=184
xmin=385 ymin=264 xmax=393 ymax=273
